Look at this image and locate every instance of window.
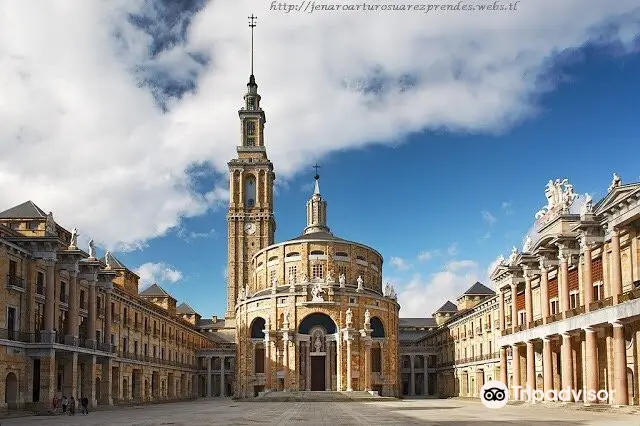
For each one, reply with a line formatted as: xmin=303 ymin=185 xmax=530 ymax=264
xmin=144 ymin=343 xmax=148 ymax=356
xmin=593 ymin=281 xmax=604 ymax=301
xmin=287 ymin=265 xmax=297 ymax=282
xmin=134 ymin=341 xmax=139 ymax=355
xmin=569 ymin=291 xmax=579 ymax=309
xmin=550 ymin=298 xmax=559 ymax=315
xmin=255 ymin=346 xmax=265 ymax=373
xmin=278 ymin=297 xmax=286 ymax=304
xmin=60 ymin=281 xmax=67 ymax=303
xmin=246 ymin=121 xmax=256 ymax=135
xmin=349 ymin=297 xmax=356 ymax=304
xmin=80 ymin=290 xmax=86 ymax=310
xmin=312 ymin=264 xmax=324 ymax=279
xmin=96 ymin=330 xmax=101 ymax=343
xmin=518 ymin=310 xmax=526 ymax=326
xmin=372 ymin=347 xmax=382 ymax=372
xmin=36 ymin=272 xmax=45 ymax=295
xmin=269 ymin=269 xmax=276 ymax=285
xmin=247 ymin=97 xmax=256 ymax=110
xmin=28 ymin=221 xmax=38 ymax=230
xmin=34 ymin=303 xmax=44 ymax=331
xmin=122 ymin=337 xmax=128 ymax=353
xmin=337 ymin=265 xmax=348 ymax=282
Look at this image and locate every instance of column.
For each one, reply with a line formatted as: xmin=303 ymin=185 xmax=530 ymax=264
xmin=43 ymin=259 xmax=56 ymax=339
xmin=561 ymin=333 xmax=574 ymax=399
xmin=511 ymin=284 xmax=518 ymax=332
xmin=540 ymin=261 xmax=550 ymax=322
xmin=295 ymin=340 xmax=301 ymax=390
xmin=559 ymin=253 xmax=570 ymax=313
xmin=582 ymin=241 xmax=594 ymax=312
xmin=104 ymin=289 xmax=112 ymax=349
xmin=220 ymin=355 xmax=225 ymax=397
xmin=305 ymin=341 xmax=311 ymax=391
xmin=542 ymin=338 xmax=553 ymax=398
xmin=512 ymin=345 xmax=521 ymax=399
xmin=423 ymin=356 xmax=428 ymax=396
xmin=346 ymin=337 xmax=353 ymax=391
xmin=584 ymin=327 xmax=598 ymax=404
xmin=610 ymin=229 xmax=623 ymax=304
xmin=336 ymin=338 xmax=342 ymax=391
xmin=363 ymin=340 xmax=371 ymax=392
xmin=63 ymin=353 xmax=78 ymax=400
xmin=101 ymin=359 xmax=113 ymax=405
xmin=409 ymin=354 xmax=416 ymax=396
xmin=265 ymin=335 xmax=272 ymax=391
xmin=68 ymin=267 xmax=79 ymax=344
xmin=83 ymin=355 xmax=97 ymax=408
xmin=524 ymin=272 xmax=533 ymax=327
xmin=284 ymin=338 xmax=290 ymax=391
xmin=499 ymin=347 xmax=508 ymax=385
xmin=206 ymin=356 xmax=212 ymax=397
xmin=611 ymin=321 xmax=629 ymax=405
xmin=87 ymin=279 xmax=97 ymax=347
xmin=499 ymin=291 xmax=506 ymax=330
xmin=39 ymin=351 xmax=57 ymax=410
xmin=526 ymin=340 xmax=535 ymax=391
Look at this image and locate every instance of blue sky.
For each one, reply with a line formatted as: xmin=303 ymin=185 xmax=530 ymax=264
xmin=1 ymin=1 xmax=639 ymax=318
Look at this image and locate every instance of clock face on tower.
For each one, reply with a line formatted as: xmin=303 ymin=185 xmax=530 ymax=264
xmin=244 ymin=222 xmax=256 ymax=235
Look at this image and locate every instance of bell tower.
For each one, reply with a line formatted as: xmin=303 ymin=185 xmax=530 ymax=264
xmin=226 ymin=15 xmax=276 ymax=322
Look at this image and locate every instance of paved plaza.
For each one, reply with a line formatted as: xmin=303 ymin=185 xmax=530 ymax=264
xmin=2 ymin=398 xmax=639 ymax=426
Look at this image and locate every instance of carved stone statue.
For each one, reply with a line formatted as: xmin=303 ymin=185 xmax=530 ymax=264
xmin=357 ymin=275 xmax=364 ymax=291
xmin=339 ymin=273 xmax=346 ymax=288
xmin=88 ymin=239 xmax=96 ymax=258
xmin=283 ymin=312 xmax=290 ymax=328
xmin=508 ymin=246 xmax=518 ymax=265
xmin=561 ymin=183 xmax=578 ymax=210
xmin=580 ymin=193 xmax=593 ymax=216
xmin=389 ymin=284 xmax=397 ymax=299
xmin=45 ymin=212 xmax=56 ymax=235
xmin=544 ymin=180 xmax=556 ymax=211
xmin=264 ymin=316 xmax=270 ymax=331
xmin=314 ymin=336 xmax=322 ymax=353
xmin=345 ymin=308 xmax=353 ymax=327
xmin=326 ymin=269 xmax=335 ymax=284
xmin=608 ymin=173 xmax=621 ymax=192
xmin=244 ymin=286 xmax=249 ymax=298
xmin=497 ymin=254 xmax=506 ymax=265
xmin=522 ymin=235 xmax=532 ymax=253
xmin=311 ymin=282 xmax=325 ymax=302
xmin=300 ymin=272 xmax=308 ymax=283
xmin=105 ymin=251 xmax=112 ymax=268
xmin=364 ymin=309 xmax=371 ymax=327
xmin=384 ymin=282 xmax=391 ymax=297
xmin=69 ymin=228 xmax=79 ymax=248
xmin=537 ymin=178 xmax=578 ymax=220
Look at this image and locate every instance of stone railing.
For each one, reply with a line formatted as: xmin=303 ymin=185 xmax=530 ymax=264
xmin=5 ymin=274 xmax=25 ymax=290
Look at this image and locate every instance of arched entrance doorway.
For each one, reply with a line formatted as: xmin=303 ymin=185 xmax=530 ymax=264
xmin=95 ymin=377 xmax=101 ymax=403
xmin=298 ymin=313 xmax=337 ymax=391
xmin=5 ymin=372 xmax=18 ymax=410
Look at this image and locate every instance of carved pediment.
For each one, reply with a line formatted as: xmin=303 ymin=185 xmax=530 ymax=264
xmin=594 ymin=183 xmax=640 ymax=216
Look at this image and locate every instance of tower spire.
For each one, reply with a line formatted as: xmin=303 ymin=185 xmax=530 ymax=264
xmin=304 ymin=164 xmax=331 ymax=235
xmin=248 ymin=14 xmax=257 ymax=78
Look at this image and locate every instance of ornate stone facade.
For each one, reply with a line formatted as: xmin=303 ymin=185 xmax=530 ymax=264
xmin=491 ymin=176 xmax=640 ymax=405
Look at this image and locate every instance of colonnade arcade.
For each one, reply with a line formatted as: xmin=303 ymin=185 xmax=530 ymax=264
xmin=248 ymin=312 xmax=386 ymax=395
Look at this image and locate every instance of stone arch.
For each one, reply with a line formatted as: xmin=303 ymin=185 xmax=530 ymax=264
xmin=370 ymin=316 xmax=385 ymax=338
xmin=298 ymin=312 xmax=337 ymax=334
xmin=5 ymin=372 xmax=18 ymax=409
xmin=250 ymin=317 xmax=266 ymax=338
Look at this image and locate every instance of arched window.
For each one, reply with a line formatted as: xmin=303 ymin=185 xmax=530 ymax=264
xmin=250 ymin=317 xmax=266 ymax=339
xmin=370 ymin=317 xmax=385 ymax=338
xmin=244 ymin=176 xmax=256 ymax=208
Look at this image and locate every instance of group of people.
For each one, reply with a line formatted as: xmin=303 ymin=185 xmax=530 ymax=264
xmin=52 ymin=394 xmax=90 ymax=415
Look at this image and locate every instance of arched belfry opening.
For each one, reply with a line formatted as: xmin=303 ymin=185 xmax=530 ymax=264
xmin=297 ymin=313 xmax=338 ymax=391
xmin=245 ymin=175 xmax=256 ymax=209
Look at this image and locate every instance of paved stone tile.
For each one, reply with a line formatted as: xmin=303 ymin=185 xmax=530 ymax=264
xmin=2 ymin=398 xmax=639 ymax=425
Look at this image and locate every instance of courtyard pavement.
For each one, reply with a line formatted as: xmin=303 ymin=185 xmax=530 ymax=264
xmin=2 ymin=397 xmax=639 ymax=425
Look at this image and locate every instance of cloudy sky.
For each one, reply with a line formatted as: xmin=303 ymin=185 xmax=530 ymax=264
xmin=1 ymin=0 xmax=639 ymax=318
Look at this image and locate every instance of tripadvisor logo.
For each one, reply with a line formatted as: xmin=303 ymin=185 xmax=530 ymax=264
xmin=480 ymin=380 xmax=509 ymax=409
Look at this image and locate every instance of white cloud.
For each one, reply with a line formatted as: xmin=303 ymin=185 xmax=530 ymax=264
xmin=447 ymin=243 xmax=459 ymax=257
xmin=482 ymin=210 xmax=497 ymax=226
xmin=1 ymin=1 xmax=639 ymax=249
xmin=417 ymin=251 xmax=433 ymax=262
xmin=445 ymin=259 xmax=478 ymax=272
xmin=390 ymin=256 xmax=411 ymax=271
xmin=134 ymin=262 xmax=183 ymax=290
xmin=177 ymin=226 xmax=216 ymax=242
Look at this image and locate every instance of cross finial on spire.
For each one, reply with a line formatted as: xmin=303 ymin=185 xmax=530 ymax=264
xmin=313 ymin=163 xmax=321 ymax=180
xmin=248 ymin=14 xmax=257 ymax=76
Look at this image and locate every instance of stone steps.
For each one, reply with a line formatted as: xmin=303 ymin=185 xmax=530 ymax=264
xmin=247 ymin=390 xmax=396 ymax=402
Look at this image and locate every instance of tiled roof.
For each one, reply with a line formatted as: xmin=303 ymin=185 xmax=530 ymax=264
xmin=139 ymin=283 xmax=170 ymax=297
xmin=0 ymin=200 xmax=48 ymax=218
xmin=462 ymin=281 xmax=495 ymax=296
xmin=176 ymin=302 xmax=197 ymax=315
xmin=100 ymin=252 xmax=126 ymax=269
xmin=399 ymin=318 xmax=437 ymax=328
xmin=434 ymin=301 xmax=458 ymax=313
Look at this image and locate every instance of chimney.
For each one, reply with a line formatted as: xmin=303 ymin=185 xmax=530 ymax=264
xmin=212 ymin=315 xmax=217 ymax=323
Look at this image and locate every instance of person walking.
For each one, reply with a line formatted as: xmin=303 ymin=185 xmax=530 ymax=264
xmin=61 ymin=395 xmax=68 ymax=414
xmin=69 ymin=396 xmax=76 ymax=415
xmin=81 ymin=396 xmax=89 ymax=415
